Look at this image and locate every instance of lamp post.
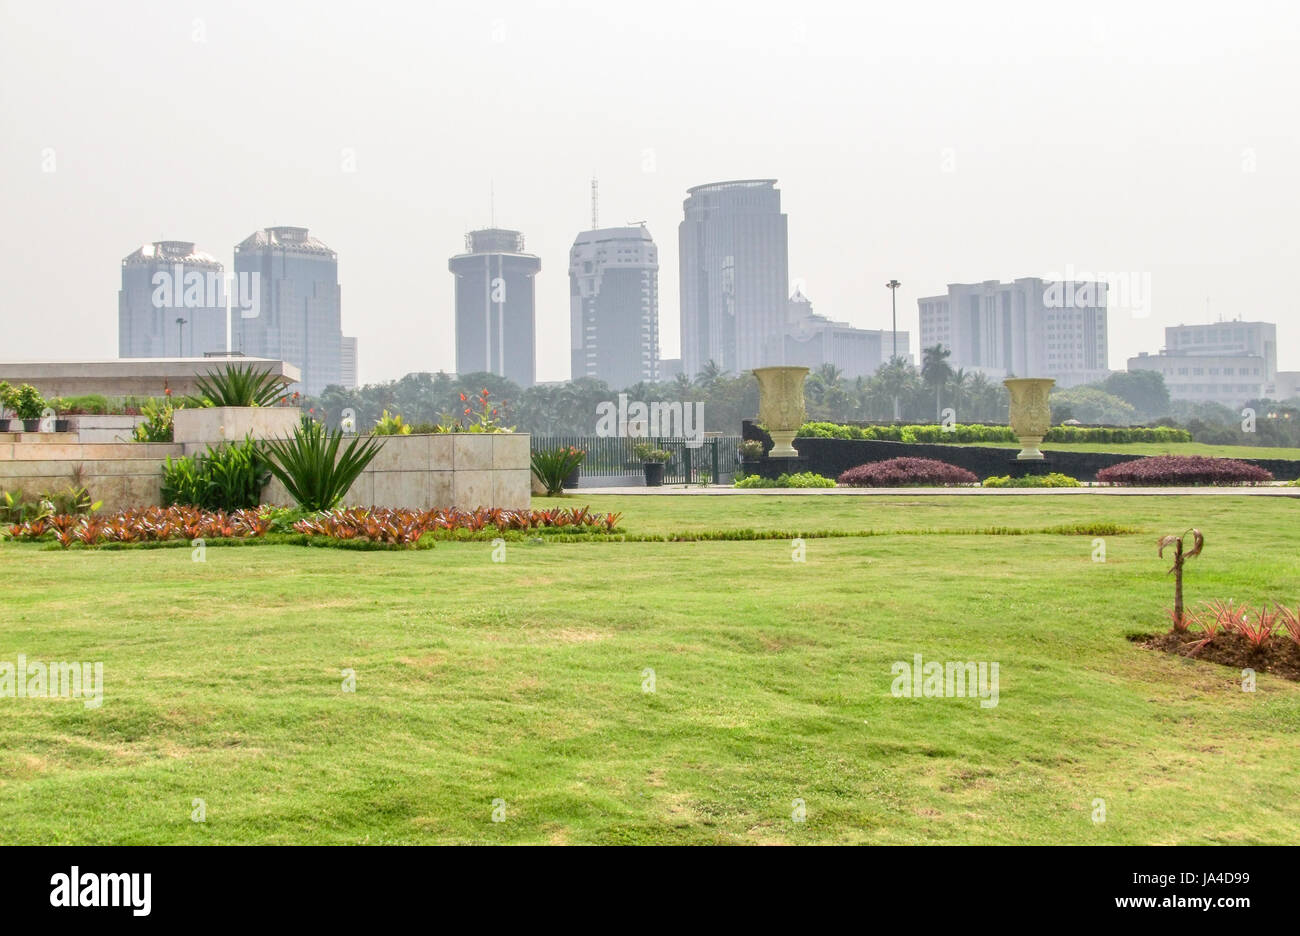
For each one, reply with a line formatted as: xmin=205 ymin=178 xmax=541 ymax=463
xmin=175 ymin=317 xmax=186 ymax=357
xmin=886 ymin=279 xmax=901 ymax=421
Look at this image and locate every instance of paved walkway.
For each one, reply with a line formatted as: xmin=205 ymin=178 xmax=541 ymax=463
xmin=573 ymin=485 xmax=1300 ymax=497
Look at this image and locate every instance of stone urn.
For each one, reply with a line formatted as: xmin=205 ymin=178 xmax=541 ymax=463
xmin=1003 ymin=377 xmax=1055 ymax=460
xmin=753 ymin=366 xmax=810 ymax=458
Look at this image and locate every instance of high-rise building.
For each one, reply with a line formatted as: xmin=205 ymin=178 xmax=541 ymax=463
xmin=918 ymin=277 xmax=1108 ymax=388
xmin=449 ymin=229 xmax=540 ymax=387
xmin=569 ymin=224 xmax=659 ymax=388
xmin=119 ymin=241 xmax=226 ymax=358
xmin=340 ymin=336 xmax=358 ymax=389
xmin=679 ymin=179 xmax=788 ymax=377
xmin=232 ymin=226 xmax=353 ymax=397
xmin=1127 ymin=320 xmax=1278 ymax=407
xmin=766 ymin=288 xmax=909 ymax=378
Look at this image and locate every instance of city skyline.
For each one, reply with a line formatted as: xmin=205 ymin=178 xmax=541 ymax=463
xmin=2 ymin=2 xmax=1297 ymax=385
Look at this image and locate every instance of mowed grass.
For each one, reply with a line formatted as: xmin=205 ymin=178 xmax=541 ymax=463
xmin=1 ymin=494 xmax=1298 ymax=844
xmin=965 ymin=440 xmax=1300 ymax=460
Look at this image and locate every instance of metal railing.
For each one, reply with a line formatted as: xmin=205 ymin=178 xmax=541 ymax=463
xmin=531 ymin=435 xmax=743 ymax=485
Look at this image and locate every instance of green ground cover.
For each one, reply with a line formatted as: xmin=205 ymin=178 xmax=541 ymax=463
xmin=1 ymin=494 xmax=1297 ymax=844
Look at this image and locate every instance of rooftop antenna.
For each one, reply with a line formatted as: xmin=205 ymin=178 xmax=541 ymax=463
xmin=591 ymin=176 xmax=599 ymax=229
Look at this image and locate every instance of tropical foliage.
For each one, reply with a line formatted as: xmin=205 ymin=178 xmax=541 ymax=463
xmin=262 ymin=420 xmax=385 ymax=511
xmin=160 ymin=439 xmax=271 ymax=511
xmin=193 ymin=363 xmax=289 ymax=408
xmin=530 ymin=446 xmax=586 ymax=496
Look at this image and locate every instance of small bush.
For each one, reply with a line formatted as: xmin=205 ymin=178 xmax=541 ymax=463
xmin=530 ymin=446 xmax=586 ymax=496
xmin=982 ymin=472 xmax=1082 ymax=488
xmin=262 ymin=421 xmax=386 ymax=511
xmin=734 ymin=471 xmax=836 ymax=489
xmin=372 ymin=410 xmax=412 ymax=435
xmin=837 ymin=457 xmax=978 ymax=487
xmin=1096 ymin=455 xmax=1272 ymax=486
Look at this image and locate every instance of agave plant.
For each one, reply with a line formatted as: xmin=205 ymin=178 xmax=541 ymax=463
xmin=1158 ymin=528 xmax=1203 ymax=631
xmin=193 ymin=364 xmax=288 ymax=408
xmin=261 ymin=420 xmax=385 ymax=512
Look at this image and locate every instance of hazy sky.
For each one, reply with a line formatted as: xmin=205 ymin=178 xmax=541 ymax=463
xmin=2 ymin=0 xmax=1297 ymax=383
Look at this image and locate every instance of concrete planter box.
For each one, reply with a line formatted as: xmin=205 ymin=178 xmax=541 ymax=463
xmin=174 ymin=406 xmax=301 ymax=452
xmin=263 ymin=432 xmax=531 ymax=510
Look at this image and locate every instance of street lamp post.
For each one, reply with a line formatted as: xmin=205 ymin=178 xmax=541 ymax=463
xmin=886 ymin=280 xmax=901 ymax=421
xmin=176 ymin=317 xmax=186 ymax=357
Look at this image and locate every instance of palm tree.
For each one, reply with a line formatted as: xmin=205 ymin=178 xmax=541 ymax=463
xmin=694 ymin=360 xmax=726 ymax=390
xmin=920 ymin=345 xmax=954 ymax=422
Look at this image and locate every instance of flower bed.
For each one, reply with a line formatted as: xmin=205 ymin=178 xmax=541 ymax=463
xmin=1139 ymin=600 xmax=1300 ymax=681
xmin=837 ymin=457 xmax=978 ymax=487
xmin=4 ymin=504 xmax=620 ymax=548
xmin=1095 ymin=455 xmax=1272 ymax=486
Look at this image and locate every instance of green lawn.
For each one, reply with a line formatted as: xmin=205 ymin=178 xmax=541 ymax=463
xmin=966 ymin=440 xmax=1300 ymax=460
xmin=2 ymin=494 xmax=1298 ymax=844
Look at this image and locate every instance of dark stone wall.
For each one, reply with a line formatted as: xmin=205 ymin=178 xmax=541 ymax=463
xmin=740 ymin=420 xmax=1300 ymax=482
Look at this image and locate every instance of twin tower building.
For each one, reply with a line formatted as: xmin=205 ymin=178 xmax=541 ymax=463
xmin=119 ymin=227 xmax=355 ymax=397
xmin=120 ymin=180 xmax=861 ymax=397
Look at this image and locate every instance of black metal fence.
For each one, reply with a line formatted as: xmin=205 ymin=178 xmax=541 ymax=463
xmin=531 ymin=435 xmax=744 ymax=486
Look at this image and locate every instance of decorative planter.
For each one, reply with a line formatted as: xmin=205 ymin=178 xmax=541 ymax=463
xmin=752 ymin=366 xmax=809 ymax=458
xmin=563 ymin=466 xmax=580 ymax=490
xmin=22 ymin=419 xmax=40 ymax=432
xmin=643 ymin=462 xmax=665 ymax=487
xmin=1003 ymin=378 xmax=1055 ymax=460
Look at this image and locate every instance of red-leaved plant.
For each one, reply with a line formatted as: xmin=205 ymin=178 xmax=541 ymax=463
xmin=837 ymin=457 xmax=978 ymax=487
xmin=1098 ymin=456 xmax=1272 ymax=486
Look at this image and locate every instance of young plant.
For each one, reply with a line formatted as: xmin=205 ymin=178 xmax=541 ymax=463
xmin=1235 ymin=606 xmax=1278 ymax=651
xmin=201 ymin=439 xmax=271 ymax=511
xmin=13 ymin=384 xmax=46 ymax=421
xmin=262 ymin=420 xmax=385 ymax=512
xmin=1157 ymin=528 xmax=1203 ymax=631
xmin=530 ymin=446 xmax=586 ymax=496
xmin=193 ymin=364 xmax=289 ymax=408
xmin=1276 ymin=604 xmax=1300 ymax=648
xmin=372 ymin=410 xmax=412 ymax=435
xmin=133 ymin=399 xmax=176 ymax=442
xmin=632 ymin=444 xmax=672 ymax=463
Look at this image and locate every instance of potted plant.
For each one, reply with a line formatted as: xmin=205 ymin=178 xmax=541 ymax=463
xmin=13 ymin=384 xmax=46 ymax=432
xmin=738 ymin=439 xmax=766 ymax=475
xmin=0 ymin=381 xmax=14 ymax=431
xmin=634 ymin=443 xmax=672 ymax=487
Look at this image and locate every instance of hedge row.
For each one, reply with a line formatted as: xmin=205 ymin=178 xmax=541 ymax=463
xmin=796 ymin=421 xmax=1192 ymax=444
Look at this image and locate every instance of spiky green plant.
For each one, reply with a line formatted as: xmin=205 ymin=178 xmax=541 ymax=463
xmin=1158 ymin=528 xmax=1203 ymax=630
xmin=193 ymin=364 xmax=289 ymax=408
xmin=261 ymin=420 xmax=385 ymax=511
